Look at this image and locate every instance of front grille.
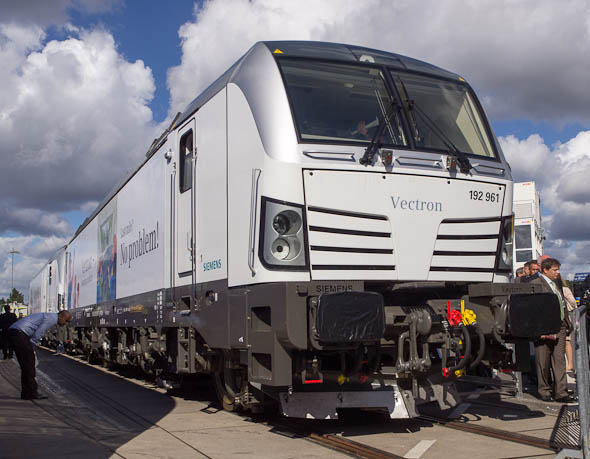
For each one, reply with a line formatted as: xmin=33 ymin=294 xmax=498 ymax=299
xmin=429 ymin=217 xmax=500 ymax=279
xmin=306 ymin=206 xmax=396 ymax=280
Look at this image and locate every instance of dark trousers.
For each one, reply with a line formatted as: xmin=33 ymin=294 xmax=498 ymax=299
xmin=534 ymin=323 xmax=568 ymax=399
xmin=1 ymin=331 xmax=13 ymax=358
xmin=7 ymin=329 xmax=38 ymax=398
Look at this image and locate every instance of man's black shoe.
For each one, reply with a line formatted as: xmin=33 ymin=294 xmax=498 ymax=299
xmin=539 ymin=395 xmax=554 ymax=402
xmin=555 ymin=395 xmax=577 ymax=404
xmin=21 ymin=393 xmax=48 ymax=400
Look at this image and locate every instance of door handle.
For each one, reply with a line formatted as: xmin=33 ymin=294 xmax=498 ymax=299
xmin=187 ymin=233 xmax=193 ymax=252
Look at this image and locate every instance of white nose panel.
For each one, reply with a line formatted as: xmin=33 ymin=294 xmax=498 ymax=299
xmin=303 ymin=170 xmax=505 ymax=282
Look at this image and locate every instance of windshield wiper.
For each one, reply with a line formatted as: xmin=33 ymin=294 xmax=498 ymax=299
xmin=359 ymin=100 xmax=400 ymax=166
xmin=411 ymin=104 xmax=472 ymax=174
xmin=396 ymin=77 xmax=472 ymax=174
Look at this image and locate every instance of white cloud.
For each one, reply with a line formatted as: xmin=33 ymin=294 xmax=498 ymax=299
xmin=499 ymin=134 xmax=553 ymax=187
xmin=0 ymin=25 xmax=158 ymax=214
xmin=166 ymin=0 xmax=590 ymax=279
xmin=2 ymin=0 xmax=590 ymax=295
xmin=0 ymin=20 xmax=157 ymax=298
xmin=167 ymin=0 xmax=349 ymax=115
xmin=80 ymin=200 xmax=100 ymax=213
xmin=0 ymin=207 xmax=71 ymax=237
xmin=544 ymin=240 xmax=590 ymax=281
xmin=500 ymin=131 xmax=590 ymax=278
xmin=0 ymin=0 xmax=121 ymax=28
xmin=167 ymin=0 xmax=590 ymax=124
xmin=0 ymin=235 xmax=44 ymax=298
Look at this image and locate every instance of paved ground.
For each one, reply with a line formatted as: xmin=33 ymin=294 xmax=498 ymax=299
xmin=0 ymin=348 xmax=581 ymax=458
xmin=0 ymin=349 xmax=345 ymax=459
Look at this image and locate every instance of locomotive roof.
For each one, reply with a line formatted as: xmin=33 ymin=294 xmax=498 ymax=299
xmin=73 ymin=41 xmax=462 ymax=240
xmin=175 ymin=41 xmax=460 ymax=129
xmin=262 ymin=41 xmax=459 ymax=79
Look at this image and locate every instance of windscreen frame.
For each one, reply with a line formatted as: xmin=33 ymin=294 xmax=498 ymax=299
xmin=275 ymin=56 xmax=412 ymax=150
xmin=274 ymin=55 xmax=501 ymax=162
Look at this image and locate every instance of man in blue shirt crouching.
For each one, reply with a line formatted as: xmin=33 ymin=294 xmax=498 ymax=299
xmin=7 ymin=310 xmax=72 ymax=400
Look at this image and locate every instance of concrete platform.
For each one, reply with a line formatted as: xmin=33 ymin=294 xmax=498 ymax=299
xmin=0 ymin=348 xmax=579 ymax=458
xmin=0 ymin=349 xmax=345 ymax=459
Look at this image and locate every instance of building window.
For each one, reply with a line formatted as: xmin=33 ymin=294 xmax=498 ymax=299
xmin=515 ymin=224 xmax=533 ymax=263
xmin=515 ymin=225 xmax=532 ymax=249
xmin=516 ymin=250 xmax=533 ymax=263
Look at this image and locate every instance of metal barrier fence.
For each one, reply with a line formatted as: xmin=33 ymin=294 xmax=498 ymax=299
xmin=556 ymin=303 xmax=589 ymax=458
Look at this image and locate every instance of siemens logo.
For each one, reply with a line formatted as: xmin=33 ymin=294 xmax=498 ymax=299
xmin=203 ymin=259 xmax=222 ymax=271
xmin=391 ymin=196 xmax=442 ymax=212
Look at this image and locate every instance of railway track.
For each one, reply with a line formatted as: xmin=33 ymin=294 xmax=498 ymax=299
xmin=269 ymin=417 xmax=405 ymax=459
xmin=417 ymin=414 xmax=558 ymax=452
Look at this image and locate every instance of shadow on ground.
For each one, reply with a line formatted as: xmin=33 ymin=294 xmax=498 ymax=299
xmin=0 ymin=348 xmax=178 ymax=458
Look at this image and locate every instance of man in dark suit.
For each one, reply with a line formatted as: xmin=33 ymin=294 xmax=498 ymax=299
xmin=530 ymin=258 xmax=574 ymax=403
xmin=0 ymin=305 xmax=18 ymax=359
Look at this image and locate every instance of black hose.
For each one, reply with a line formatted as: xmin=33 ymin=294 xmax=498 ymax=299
xmin=469 ymin=323 xmax=486 ymax=370
xmin=223 ymin=369 xmax=238 ymax=398
xmin=345 ymin=346 xmax=364 ymax=377
xmin=368 ymin=343 xmax=382 ymax=374
xmin=447 ymin=323 xmax=471 ymax=373
xmin=220 ymin=351 xmax=238 ymax=398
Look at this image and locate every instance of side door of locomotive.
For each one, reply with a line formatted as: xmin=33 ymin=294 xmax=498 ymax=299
xmin=175 ymin=119 xmax=197 ymax=280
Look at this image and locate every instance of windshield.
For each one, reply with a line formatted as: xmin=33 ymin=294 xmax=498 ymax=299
xmin=279 ymin=60 xmax=406 ymax=146
xmin=393 ymin=72 xmax=495 ymax=158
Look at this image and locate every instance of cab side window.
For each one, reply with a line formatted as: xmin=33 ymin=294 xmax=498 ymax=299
xmin=179 ymin=130 xmax=193 ymax=193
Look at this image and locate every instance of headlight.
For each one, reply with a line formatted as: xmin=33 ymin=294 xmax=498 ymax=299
xmin=259 ymin=197 xmax=308 ymax=270
xmin=271 ymin=238 xmax=291 ymax=260
xmin=272 ymin=214 xmax=290 ymax=235
xmin=272 ymin=210 xmax=301 ymax=236
xmin=495 ymin=215 xmax=513 ymax=272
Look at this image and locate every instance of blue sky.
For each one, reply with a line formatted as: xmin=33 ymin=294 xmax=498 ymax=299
xmin=44 ymin=0 xmax=197 ymax=235
xmin=45 ymin=1 xmax=195 ymax=124
xmin=46 ymin=1 xmax=585 ymax=147
xmin=1 ymin=0 xmax=589 ymax=299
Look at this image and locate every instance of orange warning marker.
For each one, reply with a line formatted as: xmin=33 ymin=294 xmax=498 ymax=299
xmin=273 ymin=49 xmax=283 ymax=54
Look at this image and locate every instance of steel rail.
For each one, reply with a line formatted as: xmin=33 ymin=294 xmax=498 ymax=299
xmin=271 ymin=418 xmax=404 ymax=459
xmin=417 ymin=414 xmax=563 ymax=451
xmin=309 ymin=433 xmax=403 ymax=459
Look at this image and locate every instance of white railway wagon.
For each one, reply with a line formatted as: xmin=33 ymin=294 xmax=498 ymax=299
xmin=513 ymin=181 xmax=544 ymax=272
xmin=29 ymin=246 xmax=66 ymax=314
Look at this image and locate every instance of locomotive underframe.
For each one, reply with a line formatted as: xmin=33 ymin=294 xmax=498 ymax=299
xmin=44 ymin=280 xmax=546 ymax=419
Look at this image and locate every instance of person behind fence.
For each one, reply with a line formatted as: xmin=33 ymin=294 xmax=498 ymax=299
xmin=530 ymin=258 xmax=574 ymax=403
xmin=0 ymin=305 xmax=18 ymax=359
xmin=529 ymin=260 xmax=540 ymax=277
xmin=523 ymin=262 xmax=531 ymax=276
xmin=7 ymin=310 xmax=72 ymax=400
xmin=558 ymin=277 xmax=577 ymax=374
xmin=516 ymin=260 xmax=540 ymax=283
